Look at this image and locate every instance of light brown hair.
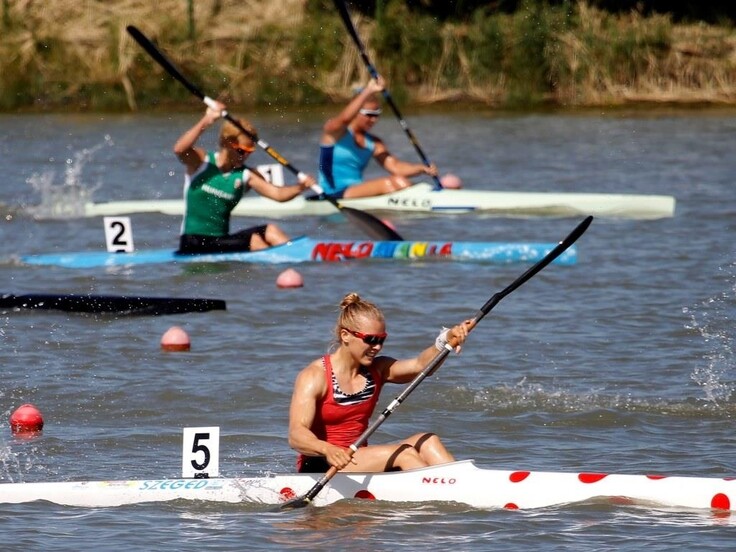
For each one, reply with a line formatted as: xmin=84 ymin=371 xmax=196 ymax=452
xmin=219 ymin=118 xmax=258 ymax=148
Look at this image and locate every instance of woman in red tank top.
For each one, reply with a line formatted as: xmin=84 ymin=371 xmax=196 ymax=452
xmin=288 ymin=292 xmax=472 ymax=473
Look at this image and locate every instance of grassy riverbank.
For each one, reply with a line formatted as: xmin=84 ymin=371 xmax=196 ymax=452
xmin=1 ymin=0 xmax=734 ymax=112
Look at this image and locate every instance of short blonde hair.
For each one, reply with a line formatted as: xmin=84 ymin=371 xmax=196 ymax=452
xmin=219 ymin=118 xmax=258 ymax=147
xmin=333 ymin=292 xmax=384 ymax=343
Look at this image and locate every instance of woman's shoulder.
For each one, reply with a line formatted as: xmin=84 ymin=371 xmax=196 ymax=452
xmin=371 ymin=356 xmax=396 ymax=378
xmin=298 ymin=357 xmax=328 ymax=381
xmin=365 ymin=133 xmax=385 ymax=150
xmin=295 ymin=357 xmax=329 ymax=397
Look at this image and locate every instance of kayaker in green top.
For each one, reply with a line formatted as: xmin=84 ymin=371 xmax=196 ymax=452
xmin=173 ymin=101 xmax=316 ymax=254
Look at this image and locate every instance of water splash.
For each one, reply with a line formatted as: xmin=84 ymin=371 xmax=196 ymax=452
xmin=26 ymin=137 xmax=113 ymax=219
xmin=686 ymin=261 xmax=736 ymax=405
xmin=467 ymin=379 xmax=736 ymax=418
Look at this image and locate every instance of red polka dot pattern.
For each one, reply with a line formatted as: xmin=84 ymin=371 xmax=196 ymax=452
xmin=711 ymin=493 xmax=731 ymax=510
xmin=276 ymin=469 xmax=734 ymax=511
xmin=578 ymin=473 xmax=608 ymax=483
xmin=279 ymin=487 xmax=296 ymax=500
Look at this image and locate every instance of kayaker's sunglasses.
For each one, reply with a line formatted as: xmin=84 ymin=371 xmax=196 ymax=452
xmin=359 ymin=108 xmax=382 ymax=118
xmin=343 ymin=327 xmax=387 ymax=346
xmin=229 ymin=140 xmax=256 ymax=154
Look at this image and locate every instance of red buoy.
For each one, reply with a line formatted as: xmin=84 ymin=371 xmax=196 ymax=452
xmin=161 ymin=326 xmax=191 ymax=352
xmin=10 ymin=404 xmax=44 ymax=434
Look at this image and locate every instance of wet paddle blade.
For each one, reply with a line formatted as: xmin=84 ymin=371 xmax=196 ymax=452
xmin=336 ymin=204 xmax=403 ymax=241
xmin=277 ymin=496 xmax=311 ymax=511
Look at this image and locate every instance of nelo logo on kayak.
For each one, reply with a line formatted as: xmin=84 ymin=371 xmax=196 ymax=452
xmin=311 ymin=241 xmax=453 ymax=262
xmin=422 ymin=477 xmax=457 ymax=485
xmin=386 ymin=197 xmax=432 ymax=209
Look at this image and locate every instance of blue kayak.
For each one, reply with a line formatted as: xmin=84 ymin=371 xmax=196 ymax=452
xmin=20 ymin=236 xmax=577 ymax=269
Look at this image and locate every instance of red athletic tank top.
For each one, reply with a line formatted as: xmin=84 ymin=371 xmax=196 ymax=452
xmin=296 ymin=355 xmax=384 ymax=471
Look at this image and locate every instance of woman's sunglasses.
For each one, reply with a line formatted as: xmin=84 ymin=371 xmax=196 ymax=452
xmin=359 ymin=108 xmax=382 ymax=118
xmin=343 ymin=327 xmax=387 ymax=346
xmin=229 ymin=140 xmax=256 ymax=155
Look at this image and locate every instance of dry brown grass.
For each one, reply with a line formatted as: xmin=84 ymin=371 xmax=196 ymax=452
xmin=553 ymin=3 xmax=736 ymax=105
xmin=1 ymin=0 xmax=734 ymax=110
xmin=0 ymin=0 xmax=308 ymax=109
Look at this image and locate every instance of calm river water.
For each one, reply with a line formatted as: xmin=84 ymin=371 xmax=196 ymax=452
xmin=1 ymin=107 xmax=735 ymax=550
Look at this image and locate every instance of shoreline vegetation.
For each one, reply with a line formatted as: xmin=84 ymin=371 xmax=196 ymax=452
xmin=1 ymin=0 xmax=734 ymax=113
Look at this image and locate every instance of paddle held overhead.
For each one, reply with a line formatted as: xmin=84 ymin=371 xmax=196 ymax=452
xmin=333 ymin=0 xmax=444 ymax=190
xmin=125 ymin=25 xmax=403 ymax=241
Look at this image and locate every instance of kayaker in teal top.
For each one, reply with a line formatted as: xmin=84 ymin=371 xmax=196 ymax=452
xmin=318 ymin=77 xmax=438 ymax=199
xmin=173 ymin=101 xmax=316 ymax=254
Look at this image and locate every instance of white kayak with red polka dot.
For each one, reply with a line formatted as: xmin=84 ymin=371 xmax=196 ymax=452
xmin=1 ymin=460 xmax=733 ymax=511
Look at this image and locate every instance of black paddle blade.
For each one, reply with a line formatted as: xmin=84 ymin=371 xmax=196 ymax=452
xmin=126 ymin=26 xmax=206 ymax=101
xmin=0 ymin=293 xmax=225 ymax=316
xmin=277 ymin=496 xmax=311 ymax=511
xmin=276 ymin=468 xmax=336 ymax=512
xmin=476 ymin=215 xmax=593 ymax=321
xmin=337 ymin=205 xmax=404 ymax=241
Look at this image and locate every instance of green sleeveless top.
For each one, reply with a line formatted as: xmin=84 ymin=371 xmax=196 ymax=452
xmin=182 ymin=152 xmax=251 ymax=236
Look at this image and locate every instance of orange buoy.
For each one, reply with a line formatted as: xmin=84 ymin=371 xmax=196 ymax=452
xmin=276 ymin=268 xmax=304 ymax=289
xmin=10 ymin=404 xmax=44 ymax=434
xmin=161 ymin=326 xmax=191 ymax=351
xmin=440 ymin=173 xmax=463 ymax=189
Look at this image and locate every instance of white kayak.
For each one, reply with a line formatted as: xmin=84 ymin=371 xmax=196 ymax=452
xmin=83 ymin=183 xmax=676 ymax=220
xmin=1 ymin=460 xmax=732 ymax=511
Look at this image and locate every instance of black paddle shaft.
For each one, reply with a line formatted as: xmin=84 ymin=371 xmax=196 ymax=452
xmin=125 ymin=25 xmax=403 ymax=242
xmin=125 ymin=27 xmax=297 ymax=172
xmin=280 ymin=215 xmax=594 ymax=509
xmin=333 ymin=0 xmax=444 ymax=190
